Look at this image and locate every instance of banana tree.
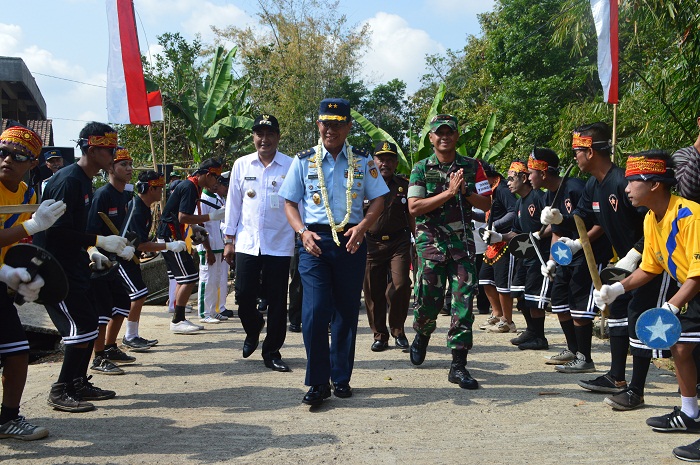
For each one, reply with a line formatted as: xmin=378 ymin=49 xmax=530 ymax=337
xmin=162 ymin=46 xmax=254 ymax=162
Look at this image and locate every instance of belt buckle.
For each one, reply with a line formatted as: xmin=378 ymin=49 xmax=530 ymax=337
xmin=381 ymin=235 xmax=390 ymax=241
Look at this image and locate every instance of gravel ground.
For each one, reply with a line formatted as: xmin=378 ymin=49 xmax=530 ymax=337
xmin=1 ymin=299 xmax=690 ymax=464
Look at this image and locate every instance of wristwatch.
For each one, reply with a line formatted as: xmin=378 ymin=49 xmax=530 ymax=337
xmin=224 ymin=237 xmax=234 ymax=245
xmin=296 ymin=226 xmax=308 ymax=237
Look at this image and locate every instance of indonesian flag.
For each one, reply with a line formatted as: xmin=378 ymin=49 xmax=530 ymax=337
xmin=106 ymin=0 xmax=151 ymax=125
xmin=590 ymin=0 xmax=619 ymax=104
xmin=147 ymin=90 xmax=163 ymax=122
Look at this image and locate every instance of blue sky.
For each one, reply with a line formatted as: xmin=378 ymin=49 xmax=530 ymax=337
xmin=1 ymin=0 xmax=494 ymax=148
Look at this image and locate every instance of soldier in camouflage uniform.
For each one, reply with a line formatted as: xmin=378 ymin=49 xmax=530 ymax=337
xmin=407 ymin=114 xmax=493 ymax=390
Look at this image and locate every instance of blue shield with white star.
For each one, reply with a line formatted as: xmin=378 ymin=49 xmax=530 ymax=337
xmin=551 ymin=241 xmax=573 ymax=265
xmin=635 ymin=307 xmax=682 ymax=350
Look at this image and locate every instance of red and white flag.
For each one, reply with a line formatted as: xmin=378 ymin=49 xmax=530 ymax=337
xmin=590 ymin=0 xmax=619 ymax=104
xmin=106 ymin=0 xmax=150 ymax=125
xmin=147 ymin=90 xmax=163 ymax=122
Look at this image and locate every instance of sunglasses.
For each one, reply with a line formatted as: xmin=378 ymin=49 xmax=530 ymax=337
xmin=0 ymin=149 xmax=34 ymax=163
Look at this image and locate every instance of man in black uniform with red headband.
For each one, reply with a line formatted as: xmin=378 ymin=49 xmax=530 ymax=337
xmin=38 ymin=122 xmax=130 ymax=412
xmin=157 ymin=158 xmax=225 ymax=334
xmin=532 ymin=147 xmax=612 ymax=372
xmin=567 ymin=122 xmax=676 ymax=410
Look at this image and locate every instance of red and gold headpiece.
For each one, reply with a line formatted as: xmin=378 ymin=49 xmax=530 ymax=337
xmin=572 ymin=132 xmax=593 ymax=149
xmin=87 ymin=133 xmax=118 ymax=148
xmin=148 ymin=176 xmax=165 ymax=188
xmin=0 ymin=126 xmax=43 ymax=159
xmin=114 ymin=147 xmax=132 ymax=163
xmin=625 ymin=156 xmax=667 ymax=177
xmin=508 ymin=161 xmax=528 ymax=173
xmin=208 ymin=166 xmax=223 ymax=176
xmin=527 ymin=152 xmax=548 ymax=171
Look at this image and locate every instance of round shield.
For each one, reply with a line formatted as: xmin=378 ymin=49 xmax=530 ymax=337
xmin=600 ymin=267 xmax=631 ymax=285
xmin=635 ymin=307 xmax=682 ymax=350
xmin=509 ymin=233 xmax=536 ymax=259
xmin=4 ymin=243 xmax=69 ymax=305
xmin=551 ymin=241 xmax=573 ymax=265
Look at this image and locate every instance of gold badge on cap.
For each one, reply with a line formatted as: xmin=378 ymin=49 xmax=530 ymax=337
xmin=382 ymin=141 xmax=391 ymax=152
xmin=312 ymin=193 xmax=321 ymax=205
xmin=246 ymin=189 xmax=256 ymax=198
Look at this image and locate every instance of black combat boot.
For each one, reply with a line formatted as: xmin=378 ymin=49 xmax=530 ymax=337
xmin=410 ymin=333 xmax=430 ymax=365
xmin=47 ymin=382 xmax=95 ymax=412
xmin=448 ymin=349 xmax=478 ymax=390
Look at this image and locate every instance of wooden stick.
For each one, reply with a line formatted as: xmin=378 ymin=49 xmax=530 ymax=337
xmin=0 ymin=204 xmax=40 ymax=214
xmin=573 ymin=215 xmax=609 ymax=326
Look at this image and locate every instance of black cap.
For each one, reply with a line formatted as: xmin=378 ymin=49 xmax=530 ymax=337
xmin=252 ymin=114 xmax=280 ymax=132
xmin=218 ymin=171 xmax=230 ymax=187
xmin=373 ymin=141 xmax=398 ymax=157
xmin=318 ymin=98 xmax=351 ymax=122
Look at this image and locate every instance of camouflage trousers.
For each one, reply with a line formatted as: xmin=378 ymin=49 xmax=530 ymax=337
xmin=413 ymin=256 xmax=476 ymax=350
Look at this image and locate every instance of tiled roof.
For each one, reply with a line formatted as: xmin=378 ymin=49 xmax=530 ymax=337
xmin=1 ymin=118 xmax=53 ymax=146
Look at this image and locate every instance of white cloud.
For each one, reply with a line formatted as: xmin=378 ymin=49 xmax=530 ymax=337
xmin=180 ymin=2 xmax=252 ymax=42
xmin=361 ymin=13 xmax=444 ymax=93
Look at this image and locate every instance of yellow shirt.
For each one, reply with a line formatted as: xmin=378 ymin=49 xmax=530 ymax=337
xmin=0 ymin=181 xmax=37 ymax=261
xmin=640 ymin=194 xmax=700 ymax=284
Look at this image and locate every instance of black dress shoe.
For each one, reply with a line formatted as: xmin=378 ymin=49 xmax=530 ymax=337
xmin=395 ymin=334 xmax=409 ymax=349
xmin=371 ymin=340 xmax=389 ymax=352
xmin=243 ymin=321 xmax=265 ymax=358
xmin=220 ymin=309 xmax=234 ymax=318
xmin=264 ymin=358 xmax=291 ymax=372
xmin=333 ymin=382 xmax=353 ymax=398
xmin=410 ymin=333 xmax=430 ymax=366
xmin=288 ymin=323 xmax=302 ymax=333
xmin=302 ymin=384 xmax=331 ymax=406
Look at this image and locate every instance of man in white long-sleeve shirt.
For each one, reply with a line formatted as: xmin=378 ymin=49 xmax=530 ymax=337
xmin=223 ymin=114 xmax=295 ymax=372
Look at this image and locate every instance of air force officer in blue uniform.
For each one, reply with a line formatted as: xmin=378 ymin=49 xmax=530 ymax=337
xmin=279 ymin=98 xmax=389 ymax=406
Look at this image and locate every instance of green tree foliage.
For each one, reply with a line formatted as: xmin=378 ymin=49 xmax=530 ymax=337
xmin=117 ymin=33 xmax=253 ymax=170
xmin=212 ymin=0 xmax=370 ymax=154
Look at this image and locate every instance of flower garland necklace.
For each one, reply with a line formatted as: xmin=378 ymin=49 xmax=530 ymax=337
xmin=315 ymin=138 xmax=354 ymax=246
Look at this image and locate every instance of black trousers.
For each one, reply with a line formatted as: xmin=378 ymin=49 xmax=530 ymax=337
xmin=288 ymin=243 xmax=302 ymax=326
xmin=234 ymin=252 xmax=291 ymax=360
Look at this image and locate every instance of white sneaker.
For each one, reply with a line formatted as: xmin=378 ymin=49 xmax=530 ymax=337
xmin=213 ymin=312 xmax=229 ymax=321
xmin=200 ymin=316 xmax=221 ymax=324
xmin=170 ymin=320 xmax=202 ymax=334
xmin=487 ymin=320 xmax=517 ymax=333
xmin=479 ymin=315 xmax=500 ymax=330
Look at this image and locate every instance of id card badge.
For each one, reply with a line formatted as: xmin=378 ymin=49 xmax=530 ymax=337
xmin=270 ymin=193 xmax=279 ymax=209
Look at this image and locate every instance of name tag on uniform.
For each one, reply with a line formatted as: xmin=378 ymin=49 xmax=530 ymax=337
xmin=270 ymin=193 xmax=279 ymax=209
xmin=425 ymin=171 xmax=443 ymax=183
xmin=307 ymin=174 xmax=318 ymax=179
xmin=245 ymin=176 xmax=256 ymax=181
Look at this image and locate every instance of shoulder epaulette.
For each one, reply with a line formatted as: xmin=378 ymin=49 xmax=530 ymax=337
xmin=351 ymin=146 xmax=369 ymax=158
xmin=296 ymin=148 xmax=316 ymax=159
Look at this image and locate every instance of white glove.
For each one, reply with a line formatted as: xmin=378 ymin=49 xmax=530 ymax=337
xmin=616 ymin=248 xmax=642 ymax=273
xmin=540 ymin=206 xmax=563 ymax=225
xmin=95 ymin=235 xmax=127 ymax=254
xmin=22 ymin=199 xmax=67 ymax=235
xmin=0 ymin=264 xmax=32 ymax=290
xmin=16 ymin=275 xmax=44 ymax=303
xmin=88 ymin=247 xmax=111 ymax=270
xmin=531 ymin=231 xmax=541 ymax=241
xmin=661 ymin=301 xmax=680 ymax=315
xmin=541 ymin=259 xmax=556 ymax=280
xmin=118 ymin=245 xmax=135 ymax=261
xmin=208 ymin=208 xmax=225 ymax=222
xmin=593 ymin=281 xmax=625 ymax=308
xmin=558 ymin=237 xmax=582 ymax=255
xmin=482 ymin=229 xmax=502 ymax=243
xmin=165 ymin=240 xmax=187 ymax=253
